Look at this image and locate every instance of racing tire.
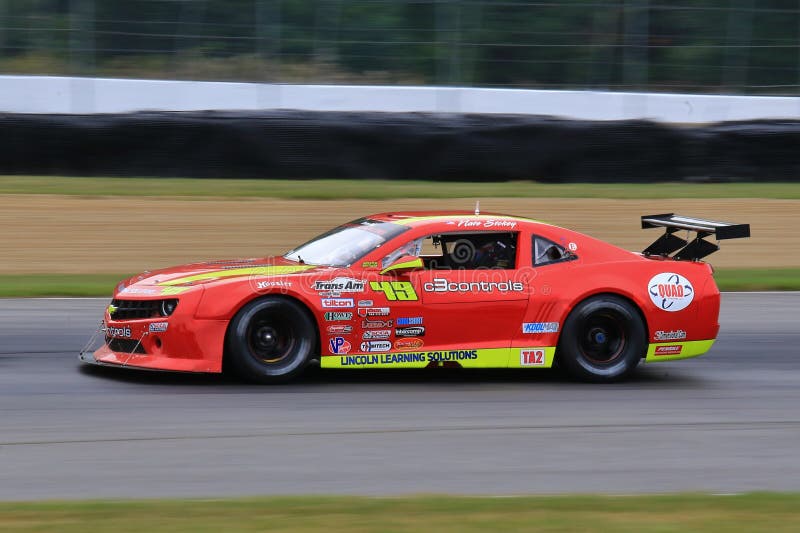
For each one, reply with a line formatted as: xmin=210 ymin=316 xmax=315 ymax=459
xmin=226 ymin=297 xmax=316 ymax=384
xmin=556 ymin=295 xmax=645 ymax=383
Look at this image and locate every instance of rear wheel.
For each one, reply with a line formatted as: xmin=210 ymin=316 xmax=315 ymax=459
xmin=557 ymin=295 xmax=645 ymax=382
xmin=226 ymin=297 xmax=316 ymax=383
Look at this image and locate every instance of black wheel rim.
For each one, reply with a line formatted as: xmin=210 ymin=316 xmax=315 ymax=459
xmin=578 ymin=311 xmax=626 ymax=365
xmin=246 ymin=309 xmax=297 ymax=364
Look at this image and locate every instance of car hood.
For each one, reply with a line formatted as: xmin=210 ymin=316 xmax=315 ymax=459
xmin=116 ymin=256 xmax=323 ymax=296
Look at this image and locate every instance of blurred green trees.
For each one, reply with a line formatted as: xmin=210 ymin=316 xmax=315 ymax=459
xmin=0 ymin=0 xmax=797 ymax=94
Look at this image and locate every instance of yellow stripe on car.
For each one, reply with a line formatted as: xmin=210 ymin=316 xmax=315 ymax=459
xmin=158 ymin=265 xmax=315 ymax=287
xmin=321 ymin=347 xmax=556 ymax=369
xmin=644 ymin=339 xmax=716 ymax=362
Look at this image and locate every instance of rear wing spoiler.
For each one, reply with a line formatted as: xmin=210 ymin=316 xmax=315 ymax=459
xmin=641 ymin=213 xmax=750 ymax=261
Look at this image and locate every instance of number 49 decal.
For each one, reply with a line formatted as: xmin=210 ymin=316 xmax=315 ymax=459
xmin=370 ymin=281 xmax=418 ymax=301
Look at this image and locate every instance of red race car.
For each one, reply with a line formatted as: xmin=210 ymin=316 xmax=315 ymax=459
xmin=80 ymin=211 xmax=749 ymax=383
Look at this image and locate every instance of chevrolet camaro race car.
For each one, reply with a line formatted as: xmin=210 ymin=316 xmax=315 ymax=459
xmin=80 ymin=211 xmax=749 ymax=383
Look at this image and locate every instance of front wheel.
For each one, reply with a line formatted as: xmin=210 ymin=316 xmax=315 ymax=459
xmin=556 ymin=295 xmax=646 ymax=382
xmin=226 ymin=297 xmax=316 ymax=383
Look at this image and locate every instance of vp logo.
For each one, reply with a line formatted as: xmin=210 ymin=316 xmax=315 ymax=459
xmin=329 ymin=337 xmax=351 ymax=354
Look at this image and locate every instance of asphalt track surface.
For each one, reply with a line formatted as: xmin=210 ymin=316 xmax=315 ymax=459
xmin=0 ymin=293 xmax=798 ymax=501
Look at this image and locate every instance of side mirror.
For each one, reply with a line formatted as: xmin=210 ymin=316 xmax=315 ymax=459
xmin=380 ymin=256 xmax=424 ymax=276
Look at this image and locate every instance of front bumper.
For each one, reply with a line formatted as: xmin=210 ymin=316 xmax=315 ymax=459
xmin=79 ymin=295 xmax=229 ymax=373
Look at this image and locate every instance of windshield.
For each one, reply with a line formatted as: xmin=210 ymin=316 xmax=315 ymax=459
xmin=284 ymin=218 xmax=409 ymax=267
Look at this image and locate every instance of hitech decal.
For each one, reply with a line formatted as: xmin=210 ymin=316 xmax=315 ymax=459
xmin=396 ymin=317 xmax=423 ymax=326
xmin=654 ymin=329 xmax=687 ymax=341
xmin=520 ymin=349 xmax=545 ymax=366
xmin=314 ymin=278 xmax=366 ymax=293
xmin=648 ymin=272 xmax=694 ymax=312
xmin=395 ymin=326 xmax=425 ymax=338
xmin=522 ymin=322 xmax=559 ymax=334
xmin=324 ymin=312 xmax=353 ymax=321
xmin=360 ymin=341 xmax=392 ymax=353
xmin=329 ymin=337 xmax=352 ymax=354
xmin=321 ymin=298 xmax=354 ymax=309
xmin=654 ymin=345 xmax=683 ymax=356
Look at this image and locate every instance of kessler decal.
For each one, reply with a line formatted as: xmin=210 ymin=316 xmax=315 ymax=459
xmin=326 ymin=324 xmax=352 ymax=334
xmin=255 ymin=280 xmax=292 ymax=290
xmin=648 ymin=273 xmax=694 ymax=312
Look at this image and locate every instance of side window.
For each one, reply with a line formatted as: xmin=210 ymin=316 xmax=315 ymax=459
xmin=532 ymin=235 xmax=573 ymax=266
xmin=383 ymin=232 xmax=518 ymax=270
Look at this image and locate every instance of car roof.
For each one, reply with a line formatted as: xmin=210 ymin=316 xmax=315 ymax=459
xmin=365 ymin=211 xmax=549 ymax=230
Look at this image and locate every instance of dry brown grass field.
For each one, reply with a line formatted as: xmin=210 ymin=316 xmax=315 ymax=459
xmin=0 ymin=195 xmax=791 ymax=274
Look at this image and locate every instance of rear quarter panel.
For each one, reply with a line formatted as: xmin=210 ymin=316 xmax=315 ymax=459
xmin=518 ymin=225 xmax=719 ymax=347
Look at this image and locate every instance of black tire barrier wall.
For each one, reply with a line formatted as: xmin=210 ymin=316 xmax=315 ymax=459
xmin=1 ymin=111 xmax=798 ymax=182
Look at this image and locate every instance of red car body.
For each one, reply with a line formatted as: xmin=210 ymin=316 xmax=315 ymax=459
xmin=81 ymin=211 xmax=745 ymax=382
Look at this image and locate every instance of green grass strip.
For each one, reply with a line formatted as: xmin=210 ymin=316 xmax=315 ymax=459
xmin=2 ymin=176 xmax=800 ymax=199
xmin=0 ymin=274 xmax=129 ymax=298
xmin=713 ymin=268 xmax=800 ymax=291
xmin=0 ymin=493 xmax=799 ymax=532
xmin=0 ymin=269 xmax=798 ymax=297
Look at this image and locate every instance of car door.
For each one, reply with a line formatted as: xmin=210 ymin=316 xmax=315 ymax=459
xmin=404 ymin=231 xmax=531 ymax=359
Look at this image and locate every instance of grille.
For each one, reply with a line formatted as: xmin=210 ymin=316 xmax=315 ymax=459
xmin=106 ymin=337 xmax=147 ymax=354
xmin=109 ymin=299 xmax=162 ymax=320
